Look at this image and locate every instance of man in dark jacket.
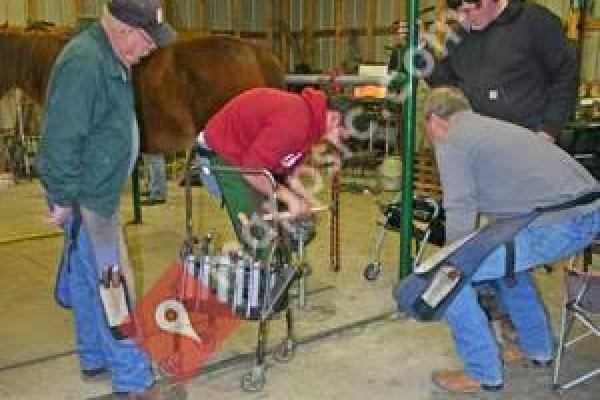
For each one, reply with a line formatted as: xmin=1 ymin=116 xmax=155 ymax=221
xmin=428 ymin=0 xmax=577 ymax=141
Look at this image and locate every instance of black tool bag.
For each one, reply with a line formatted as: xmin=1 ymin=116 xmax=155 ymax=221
xmin=394 ymin=192 xmax=600 ymax=321
xmin=559 ymin=124 xmax=600 ymax=179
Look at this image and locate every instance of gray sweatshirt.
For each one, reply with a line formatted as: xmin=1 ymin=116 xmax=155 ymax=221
xmin=434 ymin=111 xmax=599 ymax=243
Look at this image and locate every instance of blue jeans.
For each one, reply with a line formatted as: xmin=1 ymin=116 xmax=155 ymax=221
xmin=144 ymin=154 xmax=167 ymax=201
xmin=445 ymin=208 xmax=600 ymax=386
xmin=66 ymin=214 xmax=153 ymax=393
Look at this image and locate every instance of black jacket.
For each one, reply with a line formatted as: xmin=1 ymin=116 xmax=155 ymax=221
xmin=427 ymin=1 xmax=577 ymax=137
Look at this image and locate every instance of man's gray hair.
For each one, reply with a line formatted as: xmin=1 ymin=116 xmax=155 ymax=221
xmin=102 ymin=3 xmax=129 ymax=32
xmin=423 ymin=86 xmax=471 ymax=119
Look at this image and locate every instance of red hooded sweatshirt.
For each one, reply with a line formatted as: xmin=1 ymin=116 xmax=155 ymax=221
xmin=204 ymin=87 xmax=326 ymax=175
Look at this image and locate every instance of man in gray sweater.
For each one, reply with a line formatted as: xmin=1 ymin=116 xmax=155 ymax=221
xmin=422 ymin=87 xmax=599 ymax=393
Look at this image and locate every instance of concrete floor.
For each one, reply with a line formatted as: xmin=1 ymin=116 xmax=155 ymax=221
xmin=0 ymin=179 xmax=598 ymax=399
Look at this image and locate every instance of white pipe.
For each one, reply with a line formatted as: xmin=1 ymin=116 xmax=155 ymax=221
xmin=285 ymin=74 xmax=392 ymax=86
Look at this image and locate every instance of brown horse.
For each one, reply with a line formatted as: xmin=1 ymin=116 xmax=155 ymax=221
xmin=0 ymin=26 xmax=286 ymax=152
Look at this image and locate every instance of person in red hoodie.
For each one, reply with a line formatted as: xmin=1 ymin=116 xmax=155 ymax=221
xmin=196 ymin=87 xmax=348 ymax=249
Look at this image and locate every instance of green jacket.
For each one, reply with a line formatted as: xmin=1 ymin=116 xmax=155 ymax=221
xmin=36 ymin=22 xmax=137 ymax=217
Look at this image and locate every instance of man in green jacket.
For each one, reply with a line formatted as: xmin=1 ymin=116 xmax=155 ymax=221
xmin=36 ymin=1 xmax=183 ymax=399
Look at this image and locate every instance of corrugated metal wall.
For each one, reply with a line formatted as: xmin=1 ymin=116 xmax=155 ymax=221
xmin=0 ymin=0 xmax=598 ymax=78
xmin=169 ymin=0 xmax=201 ymax=29
xmin=28 ymin=0 xmax=77 ymax=24
xmin=0 ymin=0 xmax=107 ymax=25
xmin=284 ymin=0 xmax=406 ymax=72
xmin=79 ymin=0 xmax=107 ymax=18
xmin=0 ymin=0 xmax=598 ymax=164
xmin=317 ymin=0 xmax=335 ymax=70
xmin=0 ymin=0 xmax=27 ymax=27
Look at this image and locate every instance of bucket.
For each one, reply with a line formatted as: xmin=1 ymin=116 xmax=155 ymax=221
xmin=378 ymin=156 xmax=402 ymax=191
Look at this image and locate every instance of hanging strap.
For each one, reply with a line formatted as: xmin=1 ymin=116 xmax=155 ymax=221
xmin=503 ymin=191 xmax=600 ymax=288
xmin=504 ymin=240 xmax=517 ymax=287
xmin=535 ymin=191 xmax=600 ymax=213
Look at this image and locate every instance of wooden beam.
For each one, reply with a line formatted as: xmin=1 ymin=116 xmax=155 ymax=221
xmin=434 ymin=0 xmax=447 ymax=56
xmin=435 ymin=0 xmax=446 ymax=14
xmin=334 ymin=0 xmax=344 ymax=67
xmin=231 ymin=0 xmax=241 ymax=38
xmin=27 ymin=0 xmax=38 ymax=21
xmin=280 ymin=0 xmax=290 ymax=71
xmin=194 ymin=29 xmax=266 ymax=39
xmin=66 ymin=0 xmax=78 ymax=26
xmin=158 ymin=0 xmax=172 ymax=27
xmin=302 ymin=0 xmax=316 ymax=68
xmin=184 ymin=26 xmax=407 ymax=40
xmin=396 ymin=0 xmax=406 ymax=21
xmin=195 ymin=0 xmax=207 ymax=33
xmin=585 ymin=18 xmax=600 ymax=31
xmin=366 ymin=0 xmax=378 ymax=62
xmin=264 ymin=0 xmax=273 ymax=51
xmin=73 ymin=0 xmax=82 ymax=21
xmin=335 ymin=26 xmax=407 ymax=37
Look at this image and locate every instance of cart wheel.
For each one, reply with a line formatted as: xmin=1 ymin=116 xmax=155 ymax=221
xmin=273 ymin=338 xmax=295 ymax=363
xmin=241 ymin=367 xmax=266 ymax=393
xmin=364 ymin=262 xmax=381 ymax=281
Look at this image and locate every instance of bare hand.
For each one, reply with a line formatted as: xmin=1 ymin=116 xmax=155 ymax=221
xmin=537 ymin=131 xmax=556 ymax=143
xmin=281 ymin=192 xmax=313 ymax=219
xmin=45 ymin=205 xmax=73 ymax=227
xmin=290 ymin=199 xmax=313 ymax=218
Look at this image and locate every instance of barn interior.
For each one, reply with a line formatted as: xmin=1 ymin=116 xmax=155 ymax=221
xmin=0 ymin=1 xmax=600 ymax=400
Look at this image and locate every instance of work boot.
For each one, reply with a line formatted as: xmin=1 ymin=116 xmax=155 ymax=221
xmin=501 ymin=343 xmax=553 ymax=369
xmin=108 ymin=381 xmax=187 ymax=400
xmin=502 ymin=342 xmax=525 ymax=365
xmin=432 ymin=370 xmax=503 ymax=394
xmin=530 ymin=359 xmax=553 ymax=368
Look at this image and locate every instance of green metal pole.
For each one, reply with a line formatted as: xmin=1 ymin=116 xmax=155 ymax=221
xmin=399 ymin=0 xmax=420 ymax=280
xmin=132 ymin=157 xmax=143 ymax=224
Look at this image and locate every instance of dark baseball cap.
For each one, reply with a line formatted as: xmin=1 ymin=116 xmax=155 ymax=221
xmin=108 ymin=0 xmax=176 ymax=47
